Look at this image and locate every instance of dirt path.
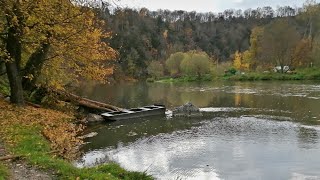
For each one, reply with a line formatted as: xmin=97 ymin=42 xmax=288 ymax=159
xmin=8 ymin=161 xmax=53 ymax=180
xmin=0 ymin=143 xmax=53 ymax=180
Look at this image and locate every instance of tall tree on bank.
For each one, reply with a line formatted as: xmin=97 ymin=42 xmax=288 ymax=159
xmin=0 ymin=0 xmax=116 ymax=105
xmin=1 ymin=0 xmax=25 ymax=105
xmin=257 ymin=19 xmax=300 ymax=72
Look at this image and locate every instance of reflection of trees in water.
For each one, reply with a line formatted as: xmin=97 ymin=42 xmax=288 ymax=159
xmin=297 ymin=127 xmax=319 ymax=149
xmin=79 ymin=82 xmax=320 ymax=125
xmin=164 ymin=85 xmax=183 ymax=107
xmin=180 ymin=92 xmax=214 ymax=107
xmin=147 ymin=83 xmax=169 ymax=105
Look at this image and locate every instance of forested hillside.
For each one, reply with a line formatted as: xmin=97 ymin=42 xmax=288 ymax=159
xmin=99 ymin=1 xmax=320 ymax=79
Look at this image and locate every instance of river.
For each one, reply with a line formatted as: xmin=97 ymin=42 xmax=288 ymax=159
xmin=75 ymin=81 xmax=320 ymax=179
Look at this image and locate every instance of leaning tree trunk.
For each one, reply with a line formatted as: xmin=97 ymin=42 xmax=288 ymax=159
xmin=5 ymin=26 xmax=24 ymax=105
xmin=22 ymin=43 xmax=50 ymax=90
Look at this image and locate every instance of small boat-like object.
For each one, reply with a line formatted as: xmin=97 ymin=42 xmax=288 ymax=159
xmin=101 ymin=104 xmax=166 ymax=121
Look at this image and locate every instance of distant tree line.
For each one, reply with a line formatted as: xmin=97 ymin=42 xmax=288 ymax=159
xmin=232 ymin=0 xmax=320 ymax=73
xmin=97 ymin=1 xmax=320 ymax=78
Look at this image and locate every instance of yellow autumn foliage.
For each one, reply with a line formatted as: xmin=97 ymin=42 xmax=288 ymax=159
xmin=0 ymin=0 xmax=117 ymax=90
xmin=0 ymin=99 xmax=83 ymax=160
xmin=233 ymin=51 xmax=249 ymax=71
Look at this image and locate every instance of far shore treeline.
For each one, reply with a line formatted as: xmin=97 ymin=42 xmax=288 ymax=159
xmin=100 ymin=1 xmax=320 ymax=80
xmin=1 ymin=0 xmax=320 ymax=105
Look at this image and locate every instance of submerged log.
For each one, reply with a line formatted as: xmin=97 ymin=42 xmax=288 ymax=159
xmin=56 ymin=90 xmax=123 ymax=112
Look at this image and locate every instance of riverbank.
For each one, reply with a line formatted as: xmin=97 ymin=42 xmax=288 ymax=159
xmin=154 ymin=68 xmax=320 ymax=83
xmin=0 ymin=99 xmax=152 ymax=180
xmin=154 ymin=74 xmax=214 ymax=83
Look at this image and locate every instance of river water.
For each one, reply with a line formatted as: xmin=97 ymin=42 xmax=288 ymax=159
xmin=75 ymin=81 xmax=320 ymax=180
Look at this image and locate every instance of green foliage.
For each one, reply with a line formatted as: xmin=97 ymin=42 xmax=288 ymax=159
xmin=157 ymin=74 xmax=213 ymax=83
xmin=0 ymin=163 xmax=9 ymax=180
xmin=300 ymin=68 xmax=320 ymax=80
xmin=108 ymin=6 xmax=279 ymax=79
xmin=0 ymin=78 xmax=9 ymax=96
xmin=258 ymin=19 xmax=300 ymax=69
xmin=10 ymin=127 xmax=151 ymax=179
xmin=224 ymin=68 xmax=237 ymax=77
xmin=146 ymin=78 xmax=155 ymax=82
xmin=147 ymin=61 xmax=164 ymax=79
xmin=223 ymin=68 xmax=320 ymax=81
xmin=163 ymin=51 xmax=213 ymax=80
xmin=180 ymin=51 xmax=212 ymax=77
xmin=126 ymin=48 xmax=140 ymax=77
xmin=165 ymin=52 xmax=185 ymax=76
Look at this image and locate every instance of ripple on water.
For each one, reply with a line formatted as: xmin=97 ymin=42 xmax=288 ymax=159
xmin=76 ymin=116 xmax=320 ymax=179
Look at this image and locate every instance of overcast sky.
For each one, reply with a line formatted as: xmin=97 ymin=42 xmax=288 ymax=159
xmin=117 ymin=0 xmax=312 ymax=13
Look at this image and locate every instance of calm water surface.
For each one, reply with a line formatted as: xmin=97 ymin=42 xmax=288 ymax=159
xmin=76 ymin=81 xmax=320 ymax=180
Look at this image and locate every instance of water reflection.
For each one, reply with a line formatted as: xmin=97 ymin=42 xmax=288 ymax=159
xmin=78 ymin=81 xmax=320 ymax=124
xmin=77 ymin=117 xmax=320 ymax=179
xmin=76 ymin=81 xmax=320 ymax=179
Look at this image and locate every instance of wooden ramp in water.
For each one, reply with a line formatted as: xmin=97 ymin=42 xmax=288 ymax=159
xmin=101 ymin=105 xmax=166 ymax=121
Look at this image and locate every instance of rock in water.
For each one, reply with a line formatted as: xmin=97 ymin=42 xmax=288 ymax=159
xmin=81 ymin=132 xmax=98 ymax=139
xmin=172 ymin=102 xmax=202 ymax=117
xmin=85 ymin=113 xmax=104 ymax=123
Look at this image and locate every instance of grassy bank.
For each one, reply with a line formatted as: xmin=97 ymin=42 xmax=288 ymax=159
xmin=155 ymin=74 xmax=214 ymax=83
xmin=224 ymin=68 xmax=320 ymax=81
xmin=153 ymin=68 xmax=320 ymax=83
xmin=0 ymin=163 xmax=9 ymax=180
xmin=0 ymin=99 xmax=152 ymax=180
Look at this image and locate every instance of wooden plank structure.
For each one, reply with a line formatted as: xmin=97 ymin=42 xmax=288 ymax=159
xmin=101 ymin=104 xmax=166 ymax=121
xmin=56 ymin=90 xmax=165 ymax=121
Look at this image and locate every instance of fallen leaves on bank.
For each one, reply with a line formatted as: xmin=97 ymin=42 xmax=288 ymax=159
xmin=0 ymin=99 xmax=84 ymax=160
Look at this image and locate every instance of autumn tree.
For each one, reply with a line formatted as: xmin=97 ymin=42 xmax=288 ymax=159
xmin=233 ymin=51 xmax=242 ymax=70
xmin=311 ymin=35 xmax=320 ymax=66
xmin=292 ymin=38 xmax=312 ymax=68
xmin=165 ymin=52 xmax=185 ymax=76
xmin=147 ymin=61 xmax=164 ymax=79
xmin=233 ymin=51 xmax=249 ymax=71
xmin=299 ymin=0 xmax=320 ymax=42
xmin=0 ymin=0 xmax=116 ymax=105
xmin=180 ymin=51 xmax=212 ymax=77
xmin=1 ymin=0 xmax=26 ymax=104
xmin=245 ymin=26 xmax=264 ymax=70
xmin=257 ymin=19 xmax=300 ymax=73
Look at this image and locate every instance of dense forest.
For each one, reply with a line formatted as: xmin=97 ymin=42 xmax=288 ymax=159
xmin=99 ymin=1 xmax=320 ymax=79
